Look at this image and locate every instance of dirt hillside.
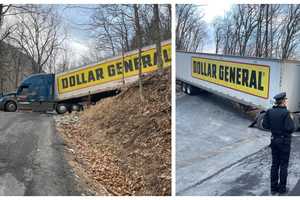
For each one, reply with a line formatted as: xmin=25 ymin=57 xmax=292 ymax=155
xmin=56 ymin=69 xmax=171 ymax=196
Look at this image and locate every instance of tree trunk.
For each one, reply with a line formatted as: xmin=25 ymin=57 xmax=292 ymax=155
xmin=121 ymin=34 xmax=126 ymax=85
xmin=15 ymin=56 xmax=21 ymax=88
xmin=0 ymin=77 xmax=3 ymax=93
xmin=0 ymin=4 xmax=3 ymax=26
xmin=264 ymin=5 xmax=269 ymax=57
xmin=270 ymin=5 xmax=273 ymax=57
xmin=134 ymin=4 xmax=143 ymax=101
xmin=256 ymin=5 xmax=263 ymax=57
xmin=153 ymin=5 xmax=163 ymax=71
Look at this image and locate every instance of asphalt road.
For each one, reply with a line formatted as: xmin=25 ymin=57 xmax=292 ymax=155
xmin=176 ymin=92 xmax=271 ymax=195
xmin=181 ymin=132 xmax=300 ymax=196
xmin=0 ymin=112 xmax=82 ymax=195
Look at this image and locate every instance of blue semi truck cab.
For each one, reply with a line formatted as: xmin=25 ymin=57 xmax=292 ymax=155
xmin=0 ymin=73 xmax=116 ymax=114
xmin=0 ymin=74 xmax=56 ymax=113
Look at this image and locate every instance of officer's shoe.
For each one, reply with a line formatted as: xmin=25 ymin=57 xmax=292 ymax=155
xmin=271 ymin=186 xmax=279 ymax=195
xmin=278 ymin=187 xmax=289 ymax=195
xmin=271 ymin=190 xmax=278 ymax=195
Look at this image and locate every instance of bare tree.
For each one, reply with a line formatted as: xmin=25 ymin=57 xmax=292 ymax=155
xmin=0 ymin=41 xmax=34 ymax=92
xmin=57 ymin=45 xmax=70 ymax=73
xmin=90 ymin=7 xmax=118 ymax=56
xmin=212 ymin=17 xmax=223 ymax=54
xmin=153 ymin=4 xmax=163 ymax=71
xmin=133 ymin=4 xmax=143 ymax=101
xmin=8 ymin=5 xmax=65 ymax=73
xmin=213 ymin=4 xmax=300 ymax=59
xmin=0 ymin=5 xmax=24 ymax=92
xmin=281 ymin=5 xmax=300 ymax=59
xmin=68 ymin=4 xmax=170 ymax=60
xmin=255 ymin=5 xmax=264 ymax=57
xmin=176 ymin=4 xmax=208 ymax=51
xmin=235 ymin=5 xmax=258 ymax=56
xmin=86 ymin=5 xmax=134 ymax=57
xmin=0 ymin=5 xmax=17 ymax=44
xmin=264 ymin=4 xmax=269 ymax=57
xmin=159 ymin=4 xmax=171 ymax=41
xmin=1 ymin=4 xmax=34 ymax=43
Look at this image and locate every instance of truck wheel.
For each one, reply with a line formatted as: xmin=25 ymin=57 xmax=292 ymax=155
xmin=186 ymin=84 xmax=193 ymax=95
xmin=56 ymin=103 xmax=68 ymax=114
xmin=71 ymin=104 xmax=81 ymax=112
xmin=182 ymin=83 xmax=187 ymax=93
xmin=186 ymin=84 xmax=198 ymax=95
xmin=5 ymin=101 xmax=17 ymax=112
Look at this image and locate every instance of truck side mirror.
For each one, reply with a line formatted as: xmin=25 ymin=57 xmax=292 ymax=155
xmin=16 ymin=84 xmax=29 ymax=95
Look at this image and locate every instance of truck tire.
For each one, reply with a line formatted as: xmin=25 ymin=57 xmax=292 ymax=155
xmin=186 ymin=84 xmax=195 ymax=95
xmin=186 ymin=84 xmax=199 ymax=95
xmin=71 ymin=104 xmax=81 ymax=112
xmin=5 ymin=101 xmax=17 ymax=112
xmin=182 ymin=83 xmax=187 ymax=93
xmin=56 ymin=103 xmax=68 ymax=114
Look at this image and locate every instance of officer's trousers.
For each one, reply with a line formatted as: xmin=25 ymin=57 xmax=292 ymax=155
xmin=270 ymin=137 xmax=291 ymax=192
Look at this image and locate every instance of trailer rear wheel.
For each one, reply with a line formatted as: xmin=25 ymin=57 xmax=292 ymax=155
xmin=56 ymin=103 xmax=68 ymax=114
xmin=71 ymin=104 xmax=81 ymax=112
xmin=186 ymin=84 xmax=193 ymax=95
xmin=186 ymin=84 xmax=198 ymax=95
xmin=182 ymin=83 xmax=187 ymax=93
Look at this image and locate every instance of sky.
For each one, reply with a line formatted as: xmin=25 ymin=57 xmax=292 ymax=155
xmin=202 ymin=3 xmax=232 ymax=23
xmin=200 ymin=3 xmax=233 ymax=53
xmin=60 ymin=3 xmax=234 ymax=58
xmin=56 ymin=5 xmax=96 ymax=64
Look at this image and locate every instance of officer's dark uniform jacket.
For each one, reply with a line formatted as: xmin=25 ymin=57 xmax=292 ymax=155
xmin=263 ymin=105 xmax=295 ymax=137
xmin=262 ymin=105 xmax=295 ymax=193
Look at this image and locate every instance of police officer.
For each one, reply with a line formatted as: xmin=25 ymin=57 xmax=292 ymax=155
xmin=262 ymin=92 xmax=295 ymax=195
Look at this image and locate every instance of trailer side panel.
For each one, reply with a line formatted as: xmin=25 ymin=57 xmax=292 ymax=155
xmin=282 ymin=62 xmax=300 ymax=112
xmin=55 ymin=41 xmax=171 ymax=101
xmin=176 ymin=52 xmax=284 ymax=110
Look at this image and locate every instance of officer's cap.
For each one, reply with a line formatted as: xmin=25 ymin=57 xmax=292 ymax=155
xmin=273 ymin=92 xmax=287 ymax=101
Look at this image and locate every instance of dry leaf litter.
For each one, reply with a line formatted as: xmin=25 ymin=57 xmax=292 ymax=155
xmin=55 ymin=69 xmax=171 ymax=196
